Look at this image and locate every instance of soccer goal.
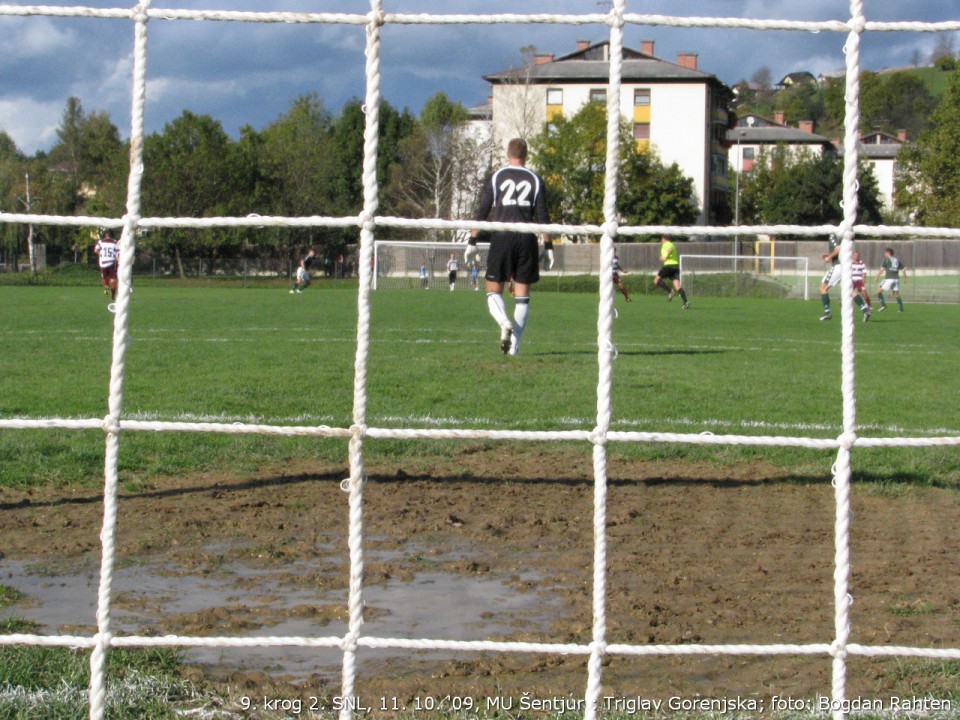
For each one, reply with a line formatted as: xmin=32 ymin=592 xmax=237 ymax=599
xmin=679 ymin=254 xmax=810 ymax=300
xmin=373 ymin=240 xmax=489 ymax=291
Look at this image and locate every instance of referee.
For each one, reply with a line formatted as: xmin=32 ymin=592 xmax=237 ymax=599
xmin=466 ymin=138 xmax=552 ymax=355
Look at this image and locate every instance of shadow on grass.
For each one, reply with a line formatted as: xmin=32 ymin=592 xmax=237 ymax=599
xmin=2 ymin=464 xmax=954 ymax=514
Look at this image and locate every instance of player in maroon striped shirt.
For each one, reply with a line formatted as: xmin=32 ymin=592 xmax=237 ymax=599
xmin=851 ymin=250 xmax=872 ymax=321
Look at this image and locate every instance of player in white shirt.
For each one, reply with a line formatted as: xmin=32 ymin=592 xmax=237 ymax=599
xmin=93 ymin=230 xmax=119 ymax=300
xmin=446 ymin=253 xmax=458 ymax=291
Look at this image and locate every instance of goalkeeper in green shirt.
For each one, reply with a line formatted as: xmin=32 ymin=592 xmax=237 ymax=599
xmin=653 ymin=236 xmax=689 ymax=309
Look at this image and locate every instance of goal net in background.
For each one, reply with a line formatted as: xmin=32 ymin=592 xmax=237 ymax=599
xmin=679 ymin=254 xmax=810 ymax=300
xmin=1 ymin=3 xmax=960 ymax=720
xmin=374 ymin=240 xmax=488 ymax=290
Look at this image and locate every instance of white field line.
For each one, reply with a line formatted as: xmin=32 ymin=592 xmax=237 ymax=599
xmin=3 ymin=331 xmax=953 ymax=356
xmin=18 ymin=410 xmax=955 ymax=438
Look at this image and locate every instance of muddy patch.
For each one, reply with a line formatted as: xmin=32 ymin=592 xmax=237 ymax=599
xmin=1 ymin=449 xmax=958 ymax=705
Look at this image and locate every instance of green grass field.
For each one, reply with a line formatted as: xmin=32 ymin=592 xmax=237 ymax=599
xmin=0 ymin=283 xmax=957 ymax=490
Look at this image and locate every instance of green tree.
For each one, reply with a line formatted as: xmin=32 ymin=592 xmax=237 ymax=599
xmin=776 ymin=83 xmax=824 ymax=128
xmin=42 ymin=98 xmax=127 ymax=253
xmin=0 ymin=132 xmax=26 ymax=269
xmin=260 ymin=94 xmax=334 ymax=217
xmin=861 ymin=72 xmax=935 ymax=138
xmin=530 ymin=103 xmax=698 ymax=231
xmin=737 ymin=147 xmax=882 ymax=228
xmin=256 ymin=93 xmax=337 ymax=255
xmin=141 ymin=111 xmax=240 ymax=276
xmin=895 ymin=70 xmax=960 ymax=226
xmin=384 ymin=92 xmax=479 ymax=241
xmin=330 ymin=99 xmax=416 ymax=246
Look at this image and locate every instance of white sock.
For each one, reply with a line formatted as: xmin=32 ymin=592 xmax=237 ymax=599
xmin=486 ymin=292 xmax=509 ymax=328
xmin=513 ymin=296 xmax=530 ymax=344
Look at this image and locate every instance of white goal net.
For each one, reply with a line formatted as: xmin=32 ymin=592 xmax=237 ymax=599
xmin=373 ymin=240 xmax=489 ymax=290
xmin=1 ymin=3 xmax=960 ymax=720
xmin=679 ymin=254 xmax=810 ymax=300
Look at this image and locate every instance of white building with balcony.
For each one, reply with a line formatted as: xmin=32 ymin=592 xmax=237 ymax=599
xmin=482 ymin=40 xmax=733 ymax=225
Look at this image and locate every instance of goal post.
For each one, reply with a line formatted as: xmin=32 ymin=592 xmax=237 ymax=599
xmin=373 ymin=240 xmax=490 ymax=291
xmin=679 ymin=254 xmax=810 ymax=300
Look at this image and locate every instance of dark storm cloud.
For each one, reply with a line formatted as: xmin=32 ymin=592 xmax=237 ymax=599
xmin=0 ymin=0 xmax=956 ymax=153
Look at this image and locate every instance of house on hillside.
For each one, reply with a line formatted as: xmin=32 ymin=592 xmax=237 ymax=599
xmin=464 ymin=97 xmax=493 ymax=145
xmin=480 ymin=39 xmax=733 ymax=225
xmin=817 ymin=69 xmax=846 ymax=84
xmin=850 ymin=130 xmax=906 ymax=211
xmin=727 ymin=112 xmax=836 ymax=173
xmin=776 ymin=71 xmax=816 ymax=90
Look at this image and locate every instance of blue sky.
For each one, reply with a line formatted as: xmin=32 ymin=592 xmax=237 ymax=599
xmin=0 ymin=0 xmax=957 ymax=154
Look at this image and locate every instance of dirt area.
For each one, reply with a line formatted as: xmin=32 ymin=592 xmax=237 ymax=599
xmin=1 ymin=447 xmax=958 ymax=713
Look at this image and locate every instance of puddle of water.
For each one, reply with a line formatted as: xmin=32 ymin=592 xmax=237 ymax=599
xmin=1 ymin=547 xmax=557 ymax=681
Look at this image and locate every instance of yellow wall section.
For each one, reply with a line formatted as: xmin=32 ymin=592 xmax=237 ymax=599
xmin=546 ymin=105 xmax=563 ymax=121
xmin=633 ymin=105 xmax=650 ymax=123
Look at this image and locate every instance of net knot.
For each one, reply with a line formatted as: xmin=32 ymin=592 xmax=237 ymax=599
xmin=605 ymin=7 xmax=624 ymax=29
xmin=590 ymin=640 xmax=608 ymax=655
xmin=341 ymin=631 xmax=360 ymax=653
xmin=131 ymin=2 xmax=150 ymax=23
xmin=95 ymin=631 xmax=114 ymax=651
xmin=830 ymin=639 xmax=848 ymax=660
xmin=358 ymin=211 xmax=376 ymax=232
xmin=848 ymin=15 xmax=866 ymax=34
xmin=367 ymin=9 xmax=385 ymax=28
xmin=349 ymin=423 xmax=367 ymax=440
xmin=101 ymin=415 xmax=121 ymax=435
xmin=838 ymin=432 xmax=856 ymax=451
xmin=601 ymin=220 xmax=619 ymax=238
xmin=588 ymin=428 xmax=607 ymax=446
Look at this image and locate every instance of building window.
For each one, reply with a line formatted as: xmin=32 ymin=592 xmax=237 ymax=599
xmin=741 ymin=147 xmax=755 ymax=172
xmin=712 ymin=121 xmax=728 ymax=143
xmin=633 ymin=122 xmax=650 ymax=140
xmin=711 ymin=152 xmax=727 ymax=175
xmin=590 ymin=88 xmax=607 ymax=105
xmin=634 ymin=89 xmax=650 ymax=106
xmin=546 ymin=88 xmax=563 ymax=105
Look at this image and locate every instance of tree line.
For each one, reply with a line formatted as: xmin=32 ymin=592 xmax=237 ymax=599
xmin=4 ymin=67 xmax=960 ymax=273
xmin=735 ymin=65 xmax=942 ymax=142
xmin=0 ymin=92 xmax=492 ymax=274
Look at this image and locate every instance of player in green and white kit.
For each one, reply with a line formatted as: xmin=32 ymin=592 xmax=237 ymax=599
xmin=818 ymin=235 xmax=869 ymax=321
xmin=875 ymin=247 xmax=907 ymax=313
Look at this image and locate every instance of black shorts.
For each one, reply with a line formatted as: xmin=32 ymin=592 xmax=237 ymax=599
xmin=449 ymin=270 xmax=457 ymax=283
xmin=657 ymin=264 xmax=680 ymax=280
xmin=485 ymin=232 xmax=540 ymax=285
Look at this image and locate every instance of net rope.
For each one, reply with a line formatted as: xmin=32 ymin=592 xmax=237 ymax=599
xmin=0 ymin=3 xmax=958 ymax=720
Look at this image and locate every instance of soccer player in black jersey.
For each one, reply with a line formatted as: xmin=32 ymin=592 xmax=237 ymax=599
xmin=466 ymin=138 xmax=552 ymax=355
